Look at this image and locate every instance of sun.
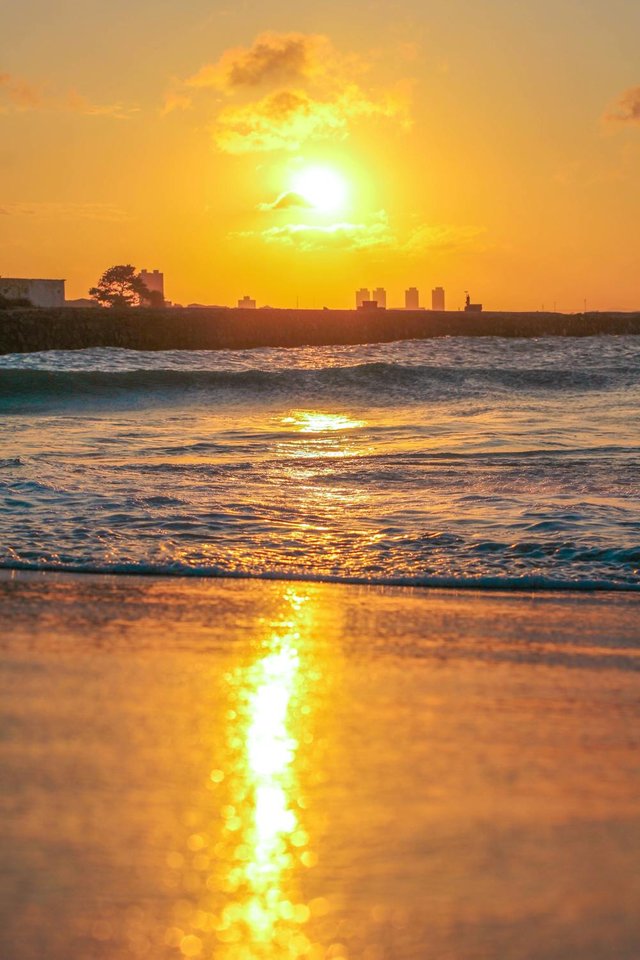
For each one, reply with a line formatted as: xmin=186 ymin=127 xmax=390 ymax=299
xmin=291 ymin=166 xmax=348 ymax=214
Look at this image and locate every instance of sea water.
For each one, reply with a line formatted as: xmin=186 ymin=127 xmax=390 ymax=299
xmin=0 ymin=336 xmax=638 ymax=589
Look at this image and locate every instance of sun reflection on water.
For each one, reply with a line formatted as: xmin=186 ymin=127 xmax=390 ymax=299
xmin=278 ymin=411 xmax=368 ymax=462
xmin=166 ymin=589 xmax=321 ymax=959
xmin=281 ymin=412 xmax=366 ymax=433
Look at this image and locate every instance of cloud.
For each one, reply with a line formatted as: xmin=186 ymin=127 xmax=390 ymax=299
xmin=237 ymin=221 xmax=390 ymax=251
xmin=0 ymin=202 xmax=131 ymax=222
xmin=0 ymin=72 xmax=137 ymax=119
xmin=234 ymin=214 xmax=485 ymax=254
xmin=213 ymin=89 xmax=345 ymax=153
xmin=187 ymin=32 xmax=327 ymax=92
xmin=259 ymin=191 xmax=312 ymax=211
xmin=165 ymin=32 xmax=412 ymax=152
xmin=212 ymin=84 xmax=410 ymax=154
xmin=65 ymin=90 xmax=139 ymax=120
xmin=402 ymin=223 xmax=486 ymax=253
xmin=605 ymin=85 xmax=640 ymax=125
xmin=161 ymin=90 xmax=193 ymax=116
xmin=235 ymin=211 xmax=394 ymax=251
xmin=0 ymin=73 xmax=44 ymax=109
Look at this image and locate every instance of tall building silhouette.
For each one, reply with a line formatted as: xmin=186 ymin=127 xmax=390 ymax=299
xmin=356 ymin=288 xmax=370 ymax=309
xmin=140 ymin=269 xmax=164 ymax=302
xmin=372 ymin=287 xmax=387 ymax=309
xmin=237 ymin=295 xmax=256 ymax=309
xmin=432 ymin=286 xmax=445 ymax=311
xmin=405 ymin=287 xmax=420 ymax=310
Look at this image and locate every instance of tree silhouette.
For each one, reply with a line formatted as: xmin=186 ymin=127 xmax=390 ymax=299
xmin=89 ymin=264 xmax=151 ymax=308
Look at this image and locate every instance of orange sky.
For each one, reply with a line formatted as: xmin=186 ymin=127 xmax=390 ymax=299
xmin=1 ymin=0 xmax=639 ymax=310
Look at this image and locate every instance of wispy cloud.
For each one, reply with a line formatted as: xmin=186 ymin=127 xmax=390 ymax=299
xmin=0 ymin=201 xmax=131 ymax=221
xmin=0 ymin=72 xmax=44 ymax=109
xmin=165 ymin=32 xmax=412 ymax=153
xmin=65 ymin=90 xmax=139 ymax=120
xmin=604 ymin=85 xmax=640 ymax=126
xmin=0 ymin=72 xmax=138 ymax=119
xmin=402 ymin=223 xmax=486 ymax=253
xmin=235 ymin=213 xmax=485 ymax=254
xmin=235 ymin=220 xmax=391 ymax=251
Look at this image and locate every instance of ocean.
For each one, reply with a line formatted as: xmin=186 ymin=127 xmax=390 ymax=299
xmin=1 ymin=335 xmax=639 ymax=590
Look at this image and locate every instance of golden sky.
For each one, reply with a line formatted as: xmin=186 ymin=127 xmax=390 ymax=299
xmin=1 ymin=0 xmax=639 ymax=310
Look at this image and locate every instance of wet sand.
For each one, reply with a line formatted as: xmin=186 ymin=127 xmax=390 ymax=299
xmin=1 ymin=571 xmax=639 ymax=960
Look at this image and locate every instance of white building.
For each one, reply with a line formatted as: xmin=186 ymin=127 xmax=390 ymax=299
xmin=372 ymin=287 xmax=387 ymax=309
xmin=405 ymin=287 xmax=420 ymax=310
xmin=432 ymin=286 xmax=445 ymax=311
xmin=0 ymin=277 xmax=65 ymax=307
xmin=355 ymin=288 xmax=370 ymax=309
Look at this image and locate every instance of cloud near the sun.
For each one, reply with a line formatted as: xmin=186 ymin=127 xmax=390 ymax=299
xmin=234 ymin=212 xmax=485 ymax=254
xmin=605 ymin=85 xmax=640 ymax=126
xmin=212 ymin=86 xmax=407 ymax=154
xmin=186 ymin=32 xmax=330 ymax=91
xmin=258 ymin=191 xmax=313 ymax=211
xmin=165 ymin=32 xmax=412 ymax=152
xmin=248 ymin=219 xmax=393 ymax=252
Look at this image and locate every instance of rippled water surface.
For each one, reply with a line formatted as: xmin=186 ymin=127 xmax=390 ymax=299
xmin=1 ymin=337 xmax=638 ymax=588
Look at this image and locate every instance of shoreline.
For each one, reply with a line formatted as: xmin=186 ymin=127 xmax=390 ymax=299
xmin=1 ymin=563 xmax=638 ymax=592
xmin=2 ymin=305 xmax=640 ymax=354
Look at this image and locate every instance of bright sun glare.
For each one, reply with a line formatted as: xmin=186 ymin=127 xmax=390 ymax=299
xmin=291 ymin=166 xmax=348 ymax=214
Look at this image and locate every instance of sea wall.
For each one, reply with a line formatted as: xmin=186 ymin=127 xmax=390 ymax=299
xmin=1 ymin=307 xmax=639 ymax=354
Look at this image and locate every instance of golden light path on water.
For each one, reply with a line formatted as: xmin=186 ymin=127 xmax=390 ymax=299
xmin=280 ymin=412 xmax=367 ymax=434
xmin=166 ymin=589 xmax=331 ymax=960
xmin=278 ymin=411 xmax=369 ymax=465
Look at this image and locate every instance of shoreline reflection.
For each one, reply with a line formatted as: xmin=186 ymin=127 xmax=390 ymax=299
xmin=168 ymin=589 xmax=319 ymax=959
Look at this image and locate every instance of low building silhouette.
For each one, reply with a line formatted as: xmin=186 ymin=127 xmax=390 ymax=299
xmin=464 ymin=292 xmax=483 ymax=313
xmin=0 ymin=277 xmax=65 ymax=307
xmin=237 ymin=295 xmax=256 ymax=309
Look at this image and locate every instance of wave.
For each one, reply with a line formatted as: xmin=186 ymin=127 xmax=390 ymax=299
xmin=1 ymin=558 xmax=638 ymax=592
xmin=0 ymin=362 xmax=634 ymax=409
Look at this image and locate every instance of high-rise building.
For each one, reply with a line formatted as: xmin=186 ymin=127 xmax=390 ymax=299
xmin=237 ymin=295 xmax=256 ymax=309
xmin=139 ymin=269 xmax=165 ymax=302
xmin=432 ymin=286 xmax=445 ymax=311
xmin=405 ymin=287 xmax=420 ymax=310
xmin=372 ymin=287 xmax=387 ymax=309
xmin=356 ymin=288 xmax=370 ymax=309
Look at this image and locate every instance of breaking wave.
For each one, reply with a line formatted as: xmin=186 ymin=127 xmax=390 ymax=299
xmin=0 ymin=360 xmax=635 ymax=411
xmin=1 ymin=338 xmax=638 ymax=591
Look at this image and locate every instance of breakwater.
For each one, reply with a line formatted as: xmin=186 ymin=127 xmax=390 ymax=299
xmin=1 ymin=307 xmax=639 ymax=354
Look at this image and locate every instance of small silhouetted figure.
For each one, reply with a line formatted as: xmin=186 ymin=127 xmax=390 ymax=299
xmin=465 ymin=292 xmax=471 ymax=309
